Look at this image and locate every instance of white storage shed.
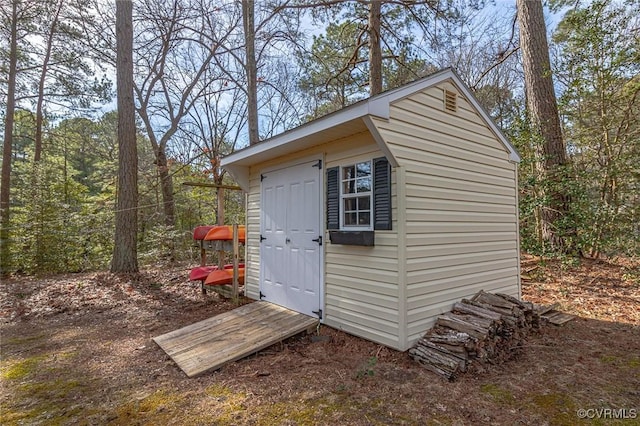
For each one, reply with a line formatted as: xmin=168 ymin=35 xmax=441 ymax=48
xmin=222 ymin=68 xmax=521 ymax=350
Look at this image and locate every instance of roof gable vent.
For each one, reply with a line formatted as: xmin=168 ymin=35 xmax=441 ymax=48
xmin=444 ymin=89 xmax=458 ymax=113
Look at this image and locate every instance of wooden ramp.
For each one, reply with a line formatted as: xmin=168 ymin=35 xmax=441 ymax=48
xmin=153 ymin=301 xmax=318 ymax=377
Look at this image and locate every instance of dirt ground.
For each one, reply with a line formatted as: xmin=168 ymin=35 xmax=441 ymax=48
xmin=1 ymin=254 xmax=639 ymax=425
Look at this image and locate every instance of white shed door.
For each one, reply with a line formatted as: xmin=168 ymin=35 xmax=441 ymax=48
xmin=260 ymin=160 xmax=322 ymax=318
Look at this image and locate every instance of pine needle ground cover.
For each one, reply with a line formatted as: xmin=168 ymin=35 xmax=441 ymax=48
xmin=1 ymin=257 xmax=638 ymax=425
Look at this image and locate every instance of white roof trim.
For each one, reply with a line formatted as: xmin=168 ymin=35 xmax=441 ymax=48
xmin=362 ymin=116 xmax=398 ymax=168
xmin=222 ymin=98 xmax=390 ymax=169
xmin=224 ymin=164 xmax=250 ymax=191
xmin=222 ymin=68 xmax=520 ymax=190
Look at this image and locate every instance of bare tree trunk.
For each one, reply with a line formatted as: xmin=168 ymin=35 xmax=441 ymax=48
xmin=517 ymin=0 xmax=571 ymax=252
xmin=368 ymin=0 xmax=382 ymax=96
xmin=156 ymin=149 xmax=175 ymax=227
xmin=242 ymin=0 xmax=259 ymax=145
xmin=217 ymin=187 xmax=225 ymax=226
xmin=111 ymin=0 xmax=138 ymax=273
xmin=1 ymin=0 xmax=18 ymax=276
xmin=215 ymin=190 xmax=224 ymax=282
xmin=34 ymin=0 xmax=63 ymax=162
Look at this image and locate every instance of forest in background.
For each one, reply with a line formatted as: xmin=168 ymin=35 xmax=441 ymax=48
xmin=1 ymin=0 xmax=638 ymax=276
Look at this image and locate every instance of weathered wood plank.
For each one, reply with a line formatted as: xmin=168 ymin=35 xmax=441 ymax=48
xmin=153 ymin=301 xmax=318 ymax=377
xmin=454 ymin=301 xmax=503 ymax=321
xmin=542 ymin=310 xmax=576 ymax=326
xmin=153 ymin=302 xmax=275 ymax=353
xmin=157 ymin=305 xmax=287 ymax=357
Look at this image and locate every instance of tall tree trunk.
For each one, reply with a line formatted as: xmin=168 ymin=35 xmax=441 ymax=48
xmin=156 ymin=148 xmax=175 ymax=226
xmin=111 ymin=0 xmax=138 ymax=273
xmin=368 ymin=0 xmax=382 ymax=96
xmin=1 ymin=0 xmax=19 ymax=276
xmin=34 ymin=0 xmax=63 ymax=162
xmin=214 ymin=163 xmax=225 ymax=226
xmin=32 ymin=0 xmax=63 ymax=267
xmin=213 ymin=178 xmax=225 ymax=267
xmin=217 ymin=187 xmax=225 ymax=226
xmin=242 ymin=0 xmax=259 ymax=145
xmin=517 ymin=0 xmax=571 ymax=252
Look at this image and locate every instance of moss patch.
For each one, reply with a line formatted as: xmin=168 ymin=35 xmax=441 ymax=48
xmin=528 ymin=392 xmax=578 ymax=426
xmin=2 ymin=368 xmax=90 ymax=424
xmin=480 ymin=383 xmax=514 ymax=405
xmin=205 ymin=383 xmax=238 ymax=399
xmin=0 ymin=404 xmax=50 ymax=426
xmin=1 ymin=350 xmax=98 ymax=426
xmin=19 ymin=378 xmax=83 ymax=399
xmin=201 ymin=384 xmax=248 ymax=424
xmin=111 ymin=389 xmax=197 ymax=425
xmin=599 ymin=354 xmax=618 ymax=364
xmin=122 ymin=389 xmax=184 ymax=414
xmin=4 ymin=333 xmax=45 ymax=346
xmin=248 ymin=392 xmax=409 ymax=426
xmin=0 ymin=355 xmax=46 ymax=380
xmin=599 ymin=354 xmax=640 ymax=370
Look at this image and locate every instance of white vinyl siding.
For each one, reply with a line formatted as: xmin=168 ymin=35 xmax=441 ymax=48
xmin=369 ymin=80 xmax=520 ymax=349
xmin=324 ymin=136 xmax=400 ymax=349
xmin=244 ymin=176 xmax=262 ymax=300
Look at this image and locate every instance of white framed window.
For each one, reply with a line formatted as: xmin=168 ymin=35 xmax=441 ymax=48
xmin=327 ymin=156 xmax=391 ymax=234
xmin=340 ymin=161 xmax=372 ymax=229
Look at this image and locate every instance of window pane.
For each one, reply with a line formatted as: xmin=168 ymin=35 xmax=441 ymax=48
xmin=342 ymin=166 xmax=355 ymax=180
xmin=341 ymin=162 xmax=373 ymax=229
xmin=357 ymin=196 xmax=370 ymax=210
xmin=344 ymin=212 xmax=357 ymax=225
xmin=356 ymin=177 xmax=371 ymax=192
xmin=343 ymin=198 xmax=356 ymax=211
xmin=358 ymin=212 xmax=370 ymax=225
xmin=356 ymin=162 xmax=371 ymax=177
xmin=343 ymin=180 xmax=355 ymax=194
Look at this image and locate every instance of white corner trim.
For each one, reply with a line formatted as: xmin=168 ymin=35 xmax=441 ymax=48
xmin=225 ymin=164 xmax=250 ymax=192
xmin=362 ymin=116 xmax=399 ymax=168
xmin=367 ymin=95 xmax=390 ymax=119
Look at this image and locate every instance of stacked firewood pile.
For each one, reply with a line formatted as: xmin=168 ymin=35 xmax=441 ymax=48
xmin=409 ymin=290 xmax=540 ymax=381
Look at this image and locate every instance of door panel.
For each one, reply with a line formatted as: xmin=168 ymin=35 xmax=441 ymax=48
xmin=261 ymin=177 xmax=287 ymax=307
xmin=260 ymin=161 xmax=321 ymax=317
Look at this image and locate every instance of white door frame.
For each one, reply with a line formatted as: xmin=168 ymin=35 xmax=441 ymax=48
xmin=259 ymin=155 xmax=324 ymax=320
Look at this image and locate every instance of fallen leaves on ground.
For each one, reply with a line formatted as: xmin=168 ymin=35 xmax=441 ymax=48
xmin=1 ymin=256 xmax=638 ymax=425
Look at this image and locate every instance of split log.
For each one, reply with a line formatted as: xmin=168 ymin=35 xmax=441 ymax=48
xmin=473 ymin=290 xmax=518 ymax=311
xmin=410 ymin=356 xmax=459 ymax=381
xmin=461 ymin=298 xmax=519 ymax=327
xmin=440 ymin=312 xmax=496 ymax=334
xmin=495 ymin=292 xmax=531 ymax=310
xmin=409 ymin=345 xmax=466 ymax=381
xmin=434 ymin=314 xmax=489 ymax=339
xmin=428 ymin=330 xmax=476 ymax=347
xmin=452 ymin=301 xmax=503 ymax=322
xmin=418 ymin=340 xmax=469 ymax=361
xmin=461 ymin=297 xmax=513 ymax=317
xmin=409 ymin=345 xmax=463 ymax=371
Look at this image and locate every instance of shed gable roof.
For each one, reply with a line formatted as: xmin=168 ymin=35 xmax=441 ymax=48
xmin=222 ymin=68 xmax=520 ymax=190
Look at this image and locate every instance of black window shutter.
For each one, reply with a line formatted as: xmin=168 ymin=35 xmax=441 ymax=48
xmin=373 ymin=157 xmax=392 ymax=230
xmin=326 ymin=167 xmax=340 ymax=230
